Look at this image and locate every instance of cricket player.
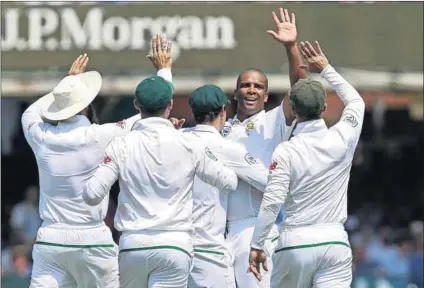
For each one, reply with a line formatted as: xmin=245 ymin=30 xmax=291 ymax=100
xmin=183 ymin=85 xmax=270 ymax=288
xmin=83 ymin=77 xmax=239 ymax=287
xmin=22 ymin=36 xmax=172 ymax=288
xmin=222 ymin=8 xmax=307 ymax=287
xmin=249 ymin=41 xmax=365 ymax=287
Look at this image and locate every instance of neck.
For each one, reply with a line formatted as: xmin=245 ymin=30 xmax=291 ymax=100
xmin=201 ymin=120 xmax=221 ymax=132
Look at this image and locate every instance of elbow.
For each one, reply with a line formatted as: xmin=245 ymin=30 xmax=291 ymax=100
xmin=225 ymin=171 xmax=238 ymax=191
xmin=82 ymin=189 xmax=102 ymax=206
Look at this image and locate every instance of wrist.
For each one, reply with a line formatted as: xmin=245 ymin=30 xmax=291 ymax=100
xmin=284 ymin=42 xmax=297 ymax=49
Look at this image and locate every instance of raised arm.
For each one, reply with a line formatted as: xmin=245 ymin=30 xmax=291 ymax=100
xmin=299 ymin=41 xmax=365 ymax=153
xmin=267 ymin=8 xmax=307 ymax=124
xmin=83 ymin=139 xmax=120 ymax=206
xmin=95 ymin=34 xmax=175 ymax=148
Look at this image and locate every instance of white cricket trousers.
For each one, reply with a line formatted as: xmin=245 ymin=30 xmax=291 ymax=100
xmin=226 ymin=218 xmax=279 ymax=288
xmin=271 ymin=223 xmax=352 ymax=288
xmin=119 ymin=230 xmax=193 ymax=288
xmin=188 ymin=249 xmax=236 ymax=288
xmin=30 ymin=223 xmax=119 ymax=288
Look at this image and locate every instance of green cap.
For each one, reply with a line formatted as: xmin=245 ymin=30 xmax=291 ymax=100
xmin=289 ymin=78 xmax=327 ymax=118
xmin=135 ymin=75 xmax=174 ymax=111
xmin=189 ymin=85 xmax=230 ymax=114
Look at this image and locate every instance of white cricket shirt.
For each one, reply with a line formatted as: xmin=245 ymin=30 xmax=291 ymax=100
xmin=183 ymin=125 xmax=268 ymax=257
xmin=21 ymin=69 xmax=172 ymax=229
xmin=222 ymin=100 xmax=295 ymax=221
xmin=251 ymin=64 xmax=365 ymax=250
xmin=83 ymin=118 xmax=238 ymax=233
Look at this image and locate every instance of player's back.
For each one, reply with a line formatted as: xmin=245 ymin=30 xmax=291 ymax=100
xmin=278 ymin=119 xmax=357 ymax=227
xmin=114 ymin=118 xmax=203 ymax=232
xmin=33 ymin=116 xmax=111 ymax=227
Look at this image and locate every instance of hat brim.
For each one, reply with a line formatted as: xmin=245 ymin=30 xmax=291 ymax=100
xmin=42 ymin=71 xmax=102 ymax=121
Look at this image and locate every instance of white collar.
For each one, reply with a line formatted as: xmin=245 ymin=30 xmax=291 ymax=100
xmin=134 ymin=117 xmax=174 ymax=130
xmin=292 ymin=119 xmax=327 ymax=137
xmin=232 ymin=110 xmax=265 ymax=126
xmin=58 ymin=115 xmax=91 ymax=127
xmin=192 ymin=124 xmax=221 ymax=136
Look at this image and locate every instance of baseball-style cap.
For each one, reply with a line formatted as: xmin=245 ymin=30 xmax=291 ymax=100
xmin=289 ymin=78 xmax=327 ymax=118
xmin=135 ymin=76 xmax=174 ymax=111
xmin=189 ymin=85 xmax=230 ymax=114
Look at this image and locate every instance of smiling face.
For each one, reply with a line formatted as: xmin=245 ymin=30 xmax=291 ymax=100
xmin=234 ymin=69 xmax=269 ymax=121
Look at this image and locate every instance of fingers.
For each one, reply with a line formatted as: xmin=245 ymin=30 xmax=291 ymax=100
xmin=166 ymin=40 xmax=172 ymax=54
xmin=266 ymin=30 xmax=278 ymax=39
xmin=300 ymin=41 xmax=318 ymax=58
xmin=157 ymin=34 xmax=164 ymax=57
xmin=300 ymin=42 xmax=311 ymax=58
xmin=263 ymin=258 xmax=269 ymax=272
xmin=152 ymin=35 xmax=158 ymax=58
xmin=248 ymin=263 xmax=262 ymax=282
xmin=68 ymin=55 xmax=80 ymax=74
xmin=279 ymin=8 xmax=286 ymax=22
xmin=284 ymin=8 xmax=290 ymax=24
xmin=177 ymin=119 xmax=185 ymax=129
xmin=305 ymin=41 xmax=318 ymax=57
xmin=81 ymin=54 xmax=89 ymax=71
xmin=291 ymin=12 xmax=296 ymax=24
xmin=314 ymin=41 xmax=323 ymax=55
xmin=271 ymin=11 xmax=280 ymax=26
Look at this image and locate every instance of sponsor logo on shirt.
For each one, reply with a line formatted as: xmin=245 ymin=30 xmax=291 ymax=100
xmin=104 ymin=155 xmax=112 ymax=164
xmin=205 ymin=147 xmax=218 ymax=161
xmin=244 ymin=153 xmax=258 ymax=165
xmin=269 ymin=161 xmax=277 ymax=171
xmin=342 ymin=114 xmax=358 ymax=127
xmin=116 ymin=121 xmax=126 ymax=129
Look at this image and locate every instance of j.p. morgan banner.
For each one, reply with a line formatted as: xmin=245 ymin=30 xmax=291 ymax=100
xmin=1 ymin=2 xmax=423 ymax=72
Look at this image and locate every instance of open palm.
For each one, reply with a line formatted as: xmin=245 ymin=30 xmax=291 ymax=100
xmin=267 ymin=8 xmax=297 ymax=45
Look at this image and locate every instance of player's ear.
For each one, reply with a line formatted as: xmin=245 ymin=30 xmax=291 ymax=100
xmin=133 ymin=99 xmax=140 ymax=112
xmin=263 ymin=91 xmax=269 ymax=104
xmin=321 ymin=103 xmax=327 ymax=114
xmin=168 ymin=99 xmax=174 ymax=111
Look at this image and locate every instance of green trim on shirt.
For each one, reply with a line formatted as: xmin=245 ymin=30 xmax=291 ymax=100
xmin=275 ymin=241 xmax=350 ymax=253
xmin=120 ymin=245 xmax=192 ymax=258
xmin=35 ymin=241 xmax=114 ymax=248
xmin=271 ymin=236 xmax=279 ymax=242
xmin=194 ymin=248 xmax=225 ymax=256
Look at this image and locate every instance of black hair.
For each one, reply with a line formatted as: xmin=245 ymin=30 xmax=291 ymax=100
xmin=86 ymin=103 xmax=99 ymax=124
xmin=193 ymin=106 xmax=223 ymax=124
xmin=140 ymin=106 xmax=168 ymax=118
xmin=236 ymin=68 xmax=269 ymax=91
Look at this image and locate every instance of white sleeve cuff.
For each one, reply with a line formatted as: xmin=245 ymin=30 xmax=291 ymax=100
xmin=319 ymin=64 xmax=335 ymax=78
xmin=157 ymin=68 xmax=173 ymax=83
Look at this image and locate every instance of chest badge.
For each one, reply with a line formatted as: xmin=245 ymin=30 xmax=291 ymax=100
xmin=221 ymin=124 xmax=232 ymax=138
xmin=245 ymin=121 xmax=255 ymax=135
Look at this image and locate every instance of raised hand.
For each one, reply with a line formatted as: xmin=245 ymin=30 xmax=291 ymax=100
xmin=267 ymin=8 xmax=297 ymax=46
xmin=68 ymin=53 xmax=89 ymax=76
xmin=169 ymin=117 xmax=185 ymax=129
xmin=299 ymin=41 xmax=329 ymax=74
xmin=146 ymin=34 xmax=172 ymax=70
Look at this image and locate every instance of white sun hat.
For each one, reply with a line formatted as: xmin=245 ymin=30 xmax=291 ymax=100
xmin=41 ymin=71 xmax=102 ymax=121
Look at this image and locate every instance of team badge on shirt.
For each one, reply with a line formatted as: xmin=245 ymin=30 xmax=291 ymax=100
xmin=245 ymin=121 xmax=255 ymax=135
xmin=342 ymin=114 xmax=358 ymax=127
xmin=244 ymin=153 xmax=258 ymax=165
xmin=116 ymin=121 xmax=126 ymax=129
xmin=104 ymin=155 xmax=112 ymax=164
xmin=221 ymin=124 xmax=232 ymax=138
xmin=205 ymin=147 xmax=218 ymax=161
xmin=269 ymin=161 xmax=278 ymax=171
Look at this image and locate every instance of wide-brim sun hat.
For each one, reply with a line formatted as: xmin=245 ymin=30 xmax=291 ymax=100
xmin=41 ymin=71 xmax=102 ymax=121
